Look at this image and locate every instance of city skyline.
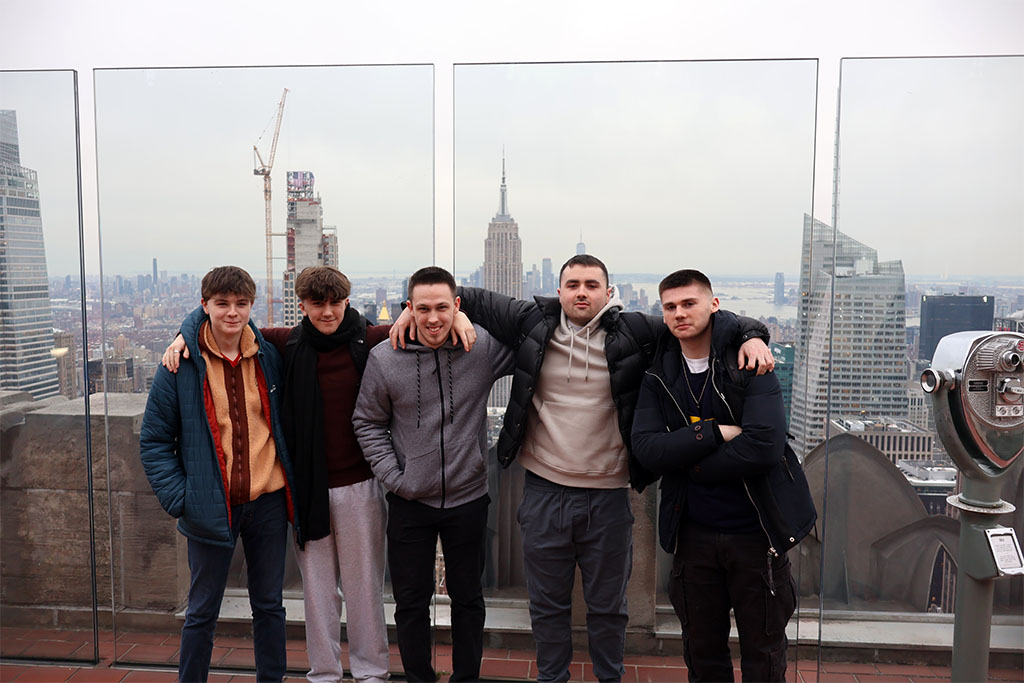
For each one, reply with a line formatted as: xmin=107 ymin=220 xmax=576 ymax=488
xmin=4 ymin=57 xmax=1023 ymax=285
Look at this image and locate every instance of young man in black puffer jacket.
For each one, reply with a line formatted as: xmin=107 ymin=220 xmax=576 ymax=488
xmin=631 ymin=269 xmax=816 ymax=683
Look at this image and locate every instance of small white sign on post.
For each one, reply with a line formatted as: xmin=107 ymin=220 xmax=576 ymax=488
xmin=985 ymin=527 xmax=1024 ymax=576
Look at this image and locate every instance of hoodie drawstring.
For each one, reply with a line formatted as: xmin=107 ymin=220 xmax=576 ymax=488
xmin=446 ymin=348 xmax=454 ymax=424
xmin=584 ymin=327 xmax=591 ymax=381
xmin=415 ymin=352 xmax=422 ymax=428
xmin=566 ymin=325 xmax=593 ymax=382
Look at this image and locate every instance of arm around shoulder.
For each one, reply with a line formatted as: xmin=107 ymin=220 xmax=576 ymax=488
xmin=457 ymin=286 xmax=536 ymax=347
xmin=735 ymin=313 xmax=769 ymax=344
xmin=482 ymin=326 xmax=516 ymax=380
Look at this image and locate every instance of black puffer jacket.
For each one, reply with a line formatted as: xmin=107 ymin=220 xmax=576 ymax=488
xmin=631 ymin=311 xmax=817 ymax=555
xmin=458 ymin=287 xmax=769 ymax=493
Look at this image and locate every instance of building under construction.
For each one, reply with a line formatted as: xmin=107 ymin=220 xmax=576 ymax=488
xmin=281 ymin=170 xmax=338 ymax=326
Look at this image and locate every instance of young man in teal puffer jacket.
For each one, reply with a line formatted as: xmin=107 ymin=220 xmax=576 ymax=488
xmin=141 ymin=265 xmax=297 ymax=683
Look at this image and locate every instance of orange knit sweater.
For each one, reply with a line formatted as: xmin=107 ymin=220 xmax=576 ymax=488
xmin=199 ymin=322 xmax=286 ymax=505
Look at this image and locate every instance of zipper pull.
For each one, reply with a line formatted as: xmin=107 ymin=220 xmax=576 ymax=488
xmin=767 ymin=551 xmax=776 ymax=596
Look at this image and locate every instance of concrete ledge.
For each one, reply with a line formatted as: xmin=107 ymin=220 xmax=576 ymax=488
xmin=198 ymin=591 xmax=1024 ymax=665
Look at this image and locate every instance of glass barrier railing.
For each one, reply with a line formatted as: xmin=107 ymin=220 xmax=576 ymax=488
xmin=814 ymin=55 xmax=1024 ymax=658
xmin=5 ymin=53 xmax=1017 ymax=680
xmin=93 ymin=64 xmax=433 ymax=672
xmin=0 ymin=69 xmax=97 ymax=663
xmin=454 ymin=58 xmax=820 ymax=674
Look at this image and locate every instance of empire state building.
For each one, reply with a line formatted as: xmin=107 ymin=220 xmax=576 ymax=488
xmin=483 ymin=157 xmax=522 ymax=299
xmin=483 ymin=157 xmax=521 ymax=406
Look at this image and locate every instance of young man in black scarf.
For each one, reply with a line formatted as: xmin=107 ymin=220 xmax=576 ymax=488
xmin=162 ymin=265 xmax=476 ymax=683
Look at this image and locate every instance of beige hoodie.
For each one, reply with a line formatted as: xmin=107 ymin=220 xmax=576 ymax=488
xmin=519 ymin=290 xmax=628 ymax=489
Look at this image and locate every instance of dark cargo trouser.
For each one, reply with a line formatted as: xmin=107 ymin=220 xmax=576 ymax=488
xmin=671 ymin=521 xmax=797 ymax=682
xmin=518 ymin=471 xmax=634 ymax=682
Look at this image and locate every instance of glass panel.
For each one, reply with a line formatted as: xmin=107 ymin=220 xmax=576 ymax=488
xmin=1 ymin=69 xmax=98 ymax=662
xmin=454 ymin=59 xmax=818 ymax=661
xmin=93 ymin=65 xmax=433 ymax=671
xmin=814 ymin=56 xmax=1023 ymax=657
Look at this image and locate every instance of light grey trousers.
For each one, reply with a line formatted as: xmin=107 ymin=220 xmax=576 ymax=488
xmin=518 ymin=471 xmax=634 ymax=683
xmin=295 ymin=477 xmax=390 ymax=683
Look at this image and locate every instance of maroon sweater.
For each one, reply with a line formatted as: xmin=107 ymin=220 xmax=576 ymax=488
xmin=262 ymin=324 xmax=391 ymax=488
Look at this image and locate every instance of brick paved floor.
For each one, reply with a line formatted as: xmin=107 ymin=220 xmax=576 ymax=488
xmin=2 ymin=627 xmax=1022 ymax=681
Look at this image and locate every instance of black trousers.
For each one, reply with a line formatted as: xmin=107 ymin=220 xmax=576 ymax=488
xmin=670 ymin=522 xmax=797 ymax=682
xmin=386 ymin=493 xmax=488 ymax=682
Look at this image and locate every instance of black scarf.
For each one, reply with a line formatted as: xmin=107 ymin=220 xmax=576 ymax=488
xmin=283 ymin=307 xmax=366 ymax=548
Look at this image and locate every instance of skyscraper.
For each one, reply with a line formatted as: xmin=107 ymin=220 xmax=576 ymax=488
xmin=281 ymin=171 xmax=337 ymax=326
xmin=0 ymin=110 xmax=59 ymax=399
xmin=576 ymin=230 xmax=586 ymax=255
xmin=774 ymin=271 xmax=786 ymax=304
xmin=483 ymin=157 xmax=522 ymax=407
xmin=542 ymin=257 xmax=554 ymax=295
xmin=483 ymin=157 xmax=522 ymax=299
xmin=918 ymin=294 xmax=994 ymax=361
xmin=789 ymin=214 xmax=908 ymax=456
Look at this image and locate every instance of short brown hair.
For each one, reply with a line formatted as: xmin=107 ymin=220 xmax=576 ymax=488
xmin=407 ymin=266 xmax=456 ymax=299
xmin=659 ymin=269 xmax=713 ymax=297
xmin=201 ymin=266 xmax=256 ymax=301
xmin=559 ymin=254 xmax=608 ymax=286
xmin=295 ymin=266 xmax=351 ymax=301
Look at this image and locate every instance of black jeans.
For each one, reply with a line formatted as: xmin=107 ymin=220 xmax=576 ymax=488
xmin=670 ymin=522 xmax=797 ymax=682
xmin=386 ymin=493 xmax=488 ymax=683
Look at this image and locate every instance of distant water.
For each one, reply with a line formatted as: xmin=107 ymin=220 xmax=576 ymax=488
xmin=624 ymin=280 xmax=798 ymax=321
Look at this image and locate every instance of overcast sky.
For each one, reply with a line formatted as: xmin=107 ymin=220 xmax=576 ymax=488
xmin=91 ymin=66 xmax=434 ymax=280
xmin=2 ymin=13 xmax=1021 ymax=283
xmin=455 ymin=60 xmax=818 ymax=277
xmin=1 ymin=70 xmax=81 ymax=279
xmin=836 ymin=57 xmax=1024 ymax=281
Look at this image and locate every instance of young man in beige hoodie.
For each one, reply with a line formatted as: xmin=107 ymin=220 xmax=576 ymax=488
xmin=393 ymin=255 xmax=773 ymax=682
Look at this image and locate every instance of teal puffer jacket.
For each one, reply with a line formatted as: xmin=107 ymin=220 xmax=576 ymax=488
xmin=139 ymin=306 xmax=297 ymax=547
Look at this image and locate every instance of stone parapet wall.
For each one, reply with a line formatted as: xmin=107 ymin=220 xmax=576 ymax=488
xmin=1 ymin=392 xmax=186 ymax=626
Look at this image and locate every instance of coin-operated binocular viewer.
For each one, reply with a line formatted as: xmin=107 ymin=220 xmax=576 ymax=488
xmin=922 ymin=331 xmax=1024 ymax=682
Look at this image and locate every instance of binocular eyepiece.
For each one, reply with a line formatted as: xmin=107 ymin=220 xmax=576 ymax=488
xmin=923 ymin=331 xmax=1024 ymax=474
xmin=920 ymin=367 xmax=956 ymax=394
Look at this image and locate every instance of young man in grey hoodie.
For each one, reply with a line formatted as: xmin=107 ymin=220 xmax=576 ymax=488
xmin=353 ymin=266 xmax=514 ymax=683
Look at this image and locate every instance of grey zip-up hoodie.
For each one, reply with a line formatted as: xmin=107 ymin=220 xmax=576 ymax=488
xmin=353 ymin=324 xmax=514 ymax=508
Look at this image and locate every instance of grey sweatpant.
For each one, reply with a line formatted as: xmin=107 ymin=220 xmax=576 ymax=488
xmin=517 ymin=471 xmax=633 ymax=683
xmin=295 ymin=478 xmax=389 ymax=683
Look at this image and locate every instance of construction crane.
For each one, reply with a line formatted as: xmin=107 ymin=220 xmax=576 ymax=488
xmin=253 ymin=88 xmax=289 ymax=325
